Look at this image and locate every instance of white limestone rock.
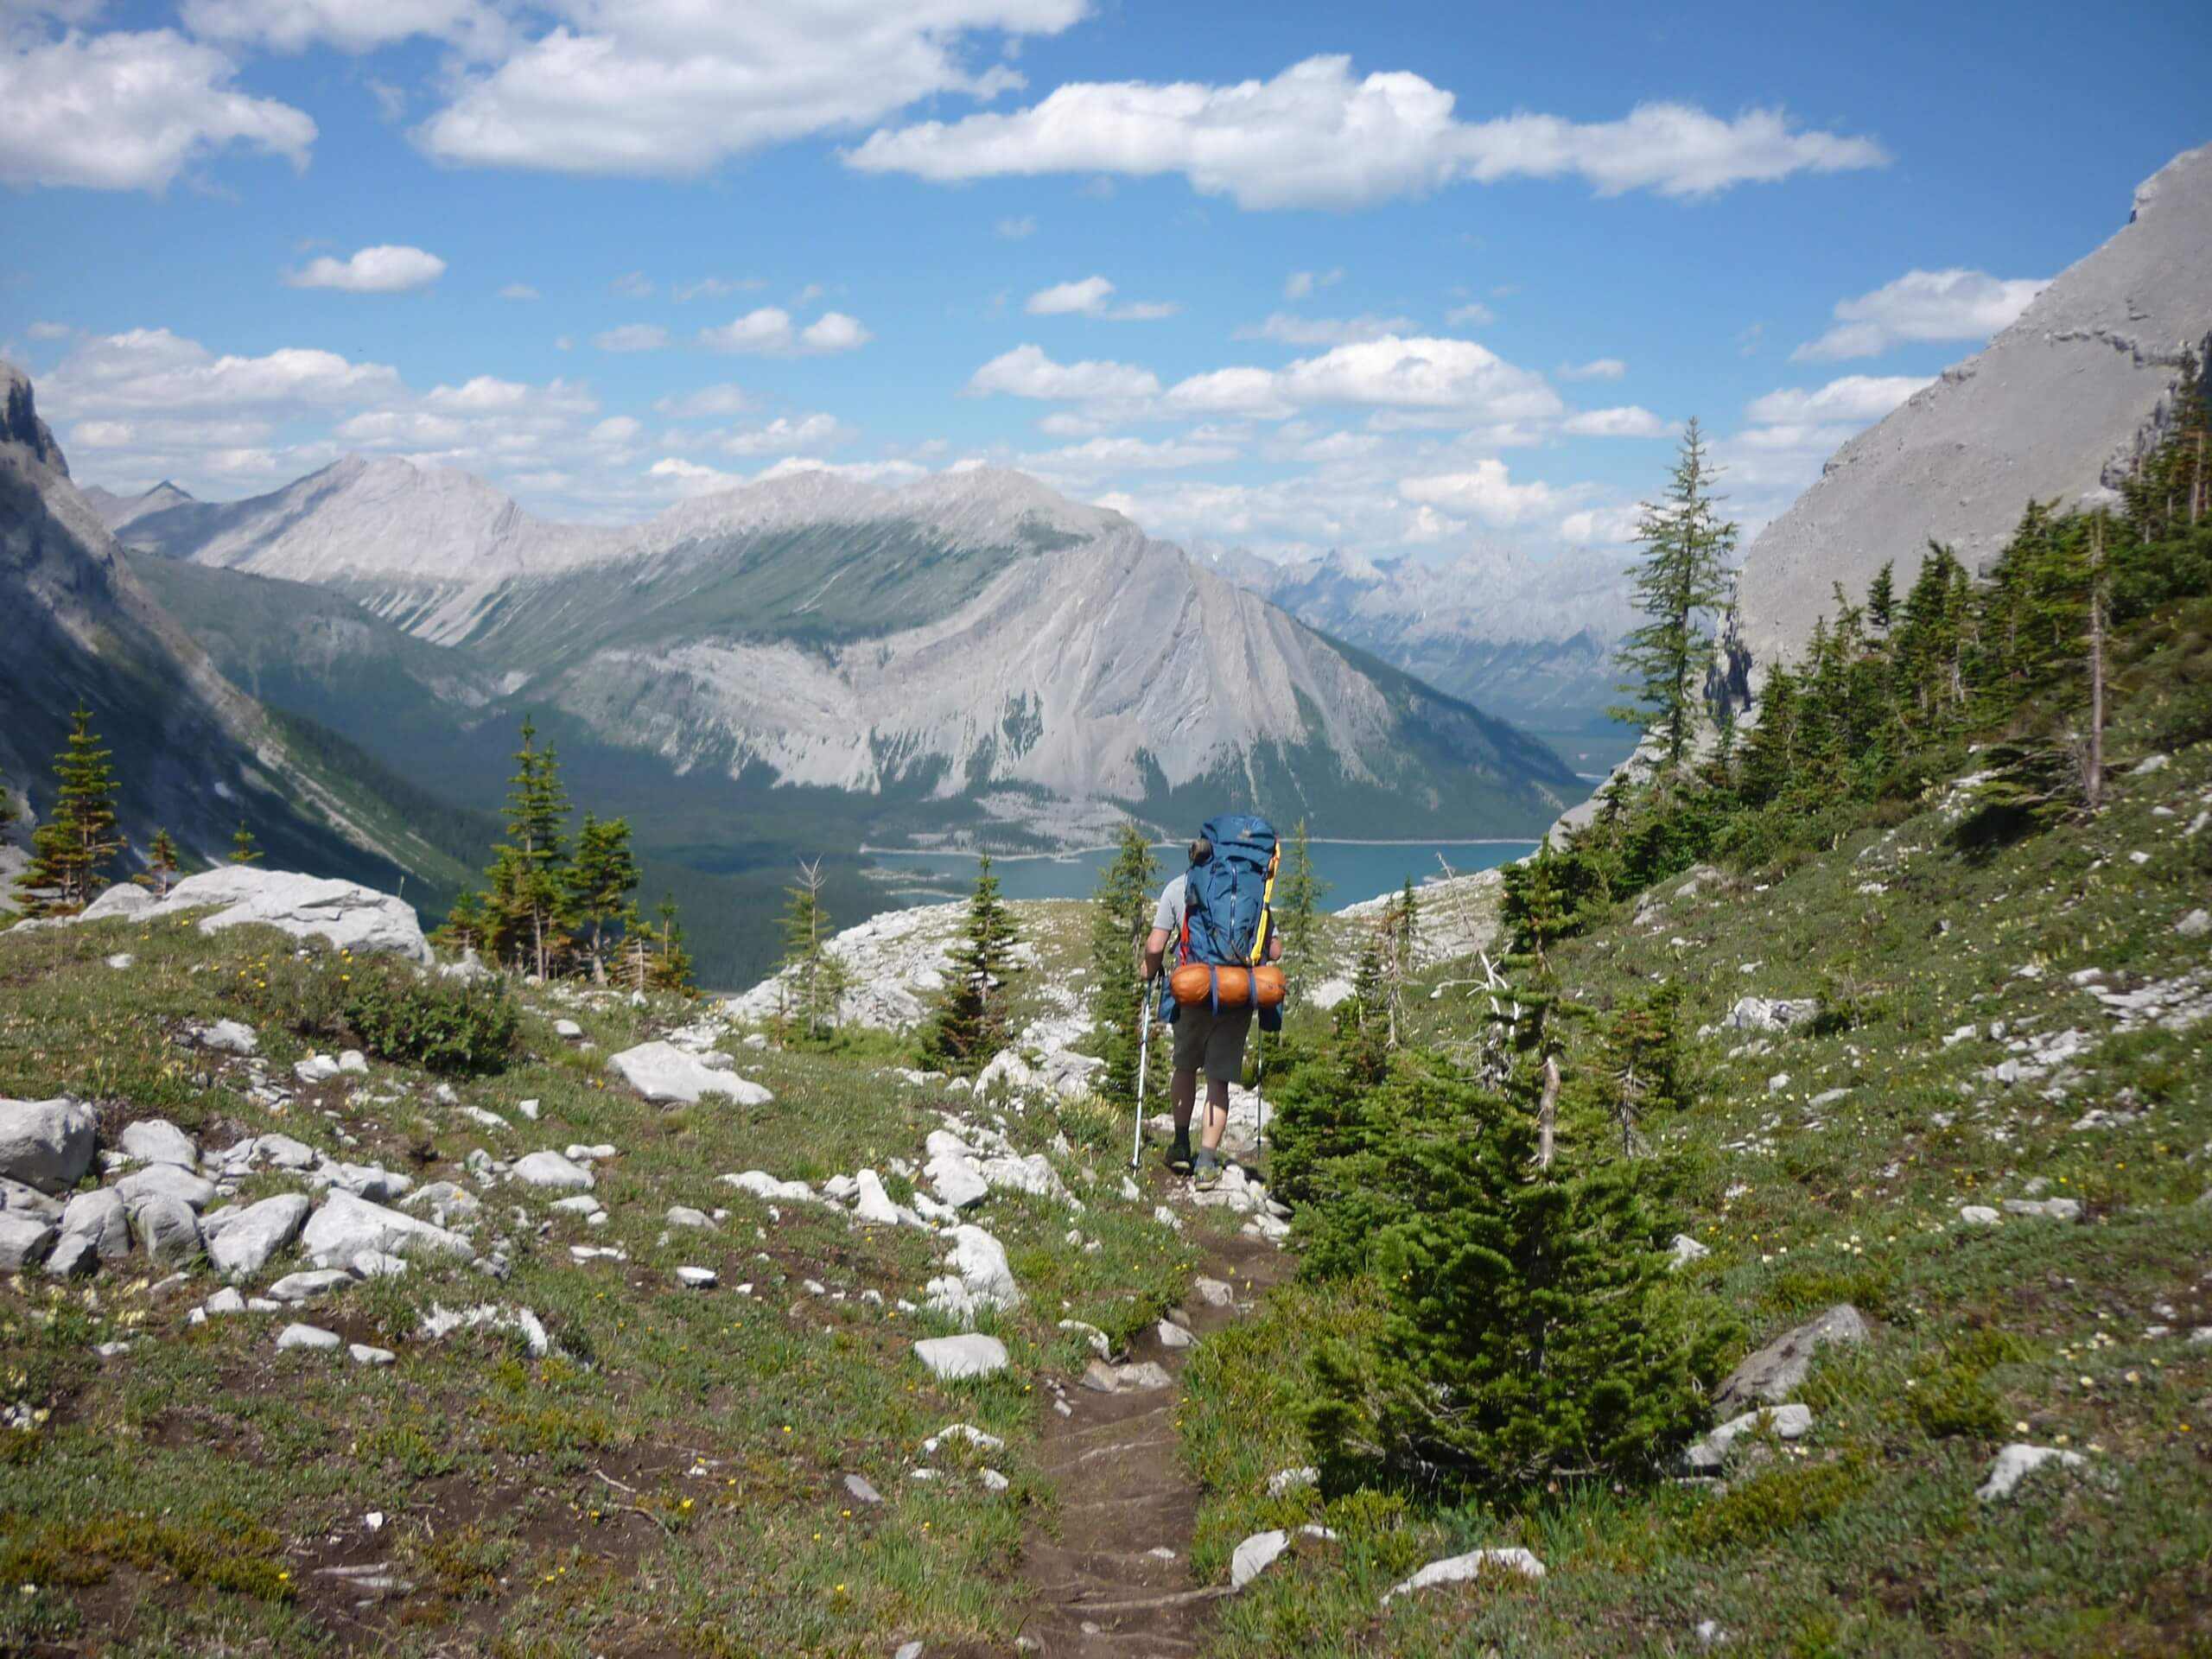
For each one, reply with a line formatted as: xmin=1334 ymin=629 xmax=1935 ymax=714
xmin=512 ymin=1150 xmax=595 ymax=1191
xmin=119 ymin=867 xmax=431 ymax=962
xmin=1977 ymin=1443 xmax=2087 ymax=1502
xmin=300 ymin=1191 xmax=473 ymax=1268
xmin=58 ymin=1188 xmax=132 ymax=1264
xmin=0 ymin=1096 xmax=97 ymax=1194
xmin=0 ymin=1212 xmax=55 ymax=1273
xmin=207 ymin=1193 xmax=311 ymax=1280
xmin=277 ymin=1322 xmax=341 ymax=1352
xmin=913 ymin=1333 xmax=1009 ymax=1380
xmin=1685 ymin=1404 xmax=1814 ymax=1471
xmin=607 ymin=1041 xmax=772 ymax=1106
xmin=118 ymin=1119 xmax=197 ymax=1169
xmin=1382 ymin=1548 xmax=1545 ymax=1602
xmin=130 ymin=1195 xmax=202 ymax=1267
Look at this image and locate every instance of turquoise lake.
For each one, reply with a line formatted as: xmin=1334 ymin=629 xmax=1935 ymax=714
xmin=861 ymin=839 xmax=1537 ymax=911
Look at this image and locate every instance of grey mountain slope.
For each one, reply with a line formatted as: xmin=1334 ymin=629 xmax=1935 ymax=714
xmin=1738 ymin=142 xmax=2212 ymax=666
xmin=95 ymin=454 xmax=1583 ymax=836
xmin=0 ymin=362 xmax=467 ymax=907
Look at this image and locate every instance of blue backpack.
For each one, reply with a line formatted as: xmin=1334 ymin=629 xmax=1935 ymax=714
xmin=1164 ymin=814 xmax=1281 ymax=1027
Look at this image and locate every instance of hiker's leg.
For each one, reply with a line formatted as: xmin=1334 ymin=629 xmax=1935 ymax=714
xmin=1199 ymin=1077 xmax=1231 ymax=1150
xmin=1171 ymin=1066 xmax=1198 ymax=1132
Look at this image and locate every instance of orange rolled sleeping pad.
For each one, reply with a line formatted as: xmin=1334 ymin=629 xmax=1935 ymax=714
xmin=1169 ymin=962 xmax=1286 ymax=1008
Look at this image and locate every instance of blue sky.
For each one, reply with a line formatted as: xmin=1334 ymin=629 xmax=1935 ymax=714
xmin=3 ymin=0 xmax=2206 ymax=562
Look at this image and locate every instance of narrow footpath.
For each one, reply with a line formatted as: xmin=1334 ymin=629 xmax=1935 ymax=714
xmin=1017 ymin=1226 xmax=1292 ymax=1657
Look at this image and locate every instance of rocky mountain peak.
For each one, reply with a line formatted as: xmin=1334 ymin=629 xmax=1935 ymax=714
xmin=1 ymin=359 xmax=68 ymax=477
xmin=1737 ymin=143 xmax=2212 ymax=668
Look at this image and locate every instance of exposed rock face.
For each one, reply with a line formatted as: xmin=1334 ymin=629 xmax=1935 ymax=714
xmin=207 ymin=1193 xmax=312 ymax=1280
xmin=82 ymin=867 xmax=431 ymax=963
xmin=1 ymin=364 xmax=67 ymax=475
xmin=1738 ymin=144 xmax=2212 ymax=668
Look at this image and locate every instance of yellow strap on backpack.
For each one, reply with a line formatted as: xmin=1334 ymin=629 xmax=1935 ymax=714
xmin=1249 ymin=842 xmax=1281 ymax=964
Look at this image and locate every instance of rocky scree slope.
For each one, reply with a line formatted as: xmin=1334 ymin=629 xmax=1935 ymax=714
xmin=1738 ymin=142 xmax=2212 ymax=667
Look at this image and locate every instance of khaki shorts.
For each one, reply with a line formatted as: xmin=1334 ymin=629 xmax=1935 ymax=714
xmin=1171 ymin=1002 xmax=1252 ymax=1084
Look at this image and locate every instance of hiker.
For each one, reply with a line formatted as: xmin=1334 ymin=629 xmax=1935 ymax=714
xmin=1139 ymin=816 xmax=1284 ymax=1189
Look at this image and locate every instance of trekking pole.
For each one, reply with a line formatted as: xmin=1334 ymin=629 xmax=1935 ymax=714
xmin=1129 ymin=992 xmax=1153 ymax=1170
xmin=1253 ymin=1027 xmax=1266 ymax=1154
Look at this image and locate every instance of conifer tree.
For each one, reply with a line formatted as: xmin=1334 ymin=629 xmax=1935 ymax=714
xmin=1866 ymin=560 xmax=1896 ymax=633
xmin=16 ymin=705 xmax=123 ymax=917
xmin=1611 ymin=420 xmax=1737 ymax=766
xmin=229 ymin=819 xmax=263 ymax=865
xmin=778 ymin=857 xmax=850 ymax=1039
xmin=0 ymin=765 xmax=14 ymax=829
xmin=921 ymin=856 xmax=1021 ymax=1077
xmin=1275 ymin=818 xmax=1327 ymax=1001
xmin=616 ymin=899 xmax=658 ymax=993
xmin=485 ymin=719 xmax=574 ymax=978
xmin=1597 ymin=981 xmax=1689 ymax=1158
xmin=566 ymin=813 xmax=639 ymax=983
xmin=1085 ymin=822 xmax=1158 ymax=1102
xmin=650 ymin=895 xmax=695 ymax=995
xmin=139 ymin=828 xmax=181 ymax=899
xmin=433 ymin=890 xmax=490 ymax=957
xmin=1304 ymin=1047 xmax=1719 ymax=1491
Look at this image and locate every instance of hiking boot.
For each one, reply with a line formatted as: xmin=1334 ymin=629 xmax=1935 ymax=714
xmin=1193 ymin=1149 xmax=1221 ymax=1190
xmin=1166 ymin=1132 xmax=1193 ymax=1174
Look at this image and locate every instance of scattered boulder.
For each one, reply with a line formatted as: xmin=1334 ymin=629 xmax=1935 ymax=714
xmin=1266 ymin=1465 xmax=1319 ymax=1497
xmin=1157 ymin=1319 xmax=1196 ymax=1351
xmin=199 ymin=1020 xmax=259 ymax=1056
xmin=300 ymin=1191 xmax=473 ymax=1268
xmin=666 ymin=1205 xmax=715 ymax=1230
xmin=1714 ymin=1305 xmax=1868 ymax=1409
xmin=0 ymin=1096 xmax=97 ymax=1194
xmin=0 ymin=1178 xmax=63 ymax=1223
xmin=1382 ymin=1548 xmax=1546 ymax=1602
xmin=1685 ymin=1404 xmax=1814 ymax=1471
xmin=1960 ymin=1205 xmax=2002 ymax=1227
xmin=58 ymin=1188 xmax=131 ymax=1264
xmin=1977 ymin=1443 xmax=2086 ymax=1503
xmin=2003 ymin=1197 xmax=2083 ymax=1222
xmin=1230 ymin=1526 xmax=1338 ymax=1590
xmin=512 ymin=1151 xmax=595 ymax=1192
xmin=349 ymin=1344 xmax=397 ymax=1367
xmin=607 ymin=1041 xmax=772 ymax=1106
xmin=2176 ymin=908 xmax=2210 ymax=939
xmin=676 ymin=1267 xmax=718 ymax=1289
xmin=116 ymin=1163 xmax=217 ymax=1211
xmin=843 ymin=1472 xmax=882 ymax=1505
xmin=207 ymin=1194 xmax=311 ymax=1280
xmin=270 ymin=1268 xmax=357 ymax=1303
xmin=419 ymin=1303 xmax=552 ymax=1357
xmin=1727 ymin=996 xmax=1820 ymax=1033
xmin=912 ymin=1333 xmax=1009 ymax=1381
xmin=722 ymin=1170 xmax=819 ymax=1206
xmin=554 ymin=1019 xmax=584 ymax=1039
xmin=41 ymin=1232 xmax=97 ymax=1279
xmin=1082 ymin=1359 xmax=1172 ymax=1393
xmin=925 ymin=1224 xmax=1021 ymax=1323
xmin=276 ymin=1323 xmax=342 ymax=1352
xmin=0 ymin=1212 xmax=55 ymax=1272
xmin=118 ymin=1119 xmax=196 ymax=1169
xmin=130 ymin=1195 xmax=201 ymax=1266
xmin=1192 ymin=1276 xmax=1236 ymax=1307
xmin=1670 ymin=1233 xmax=1712 ymax=1269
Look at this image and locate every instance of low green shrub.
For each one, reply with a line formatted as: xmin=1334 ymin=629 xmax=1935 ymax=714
xmin=1680 ymin=1452 xmax=1871 ymax=1553
xmin=342 ymin=963 xmax=518 ymax=1075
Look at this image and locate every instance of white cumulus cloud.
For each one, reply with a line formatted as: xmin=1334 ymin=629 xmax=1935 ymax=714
xmin=720 ymin=413 xmax=854 ymax=456
xmin=1792 ymin=267 xmax=2050 ymax=362
xmin=1398 ymin=458 xmax=1566 ymax=527
xmin=1026 ymin=276 xmax=1177 ymax=321
xmin=1745 ymin=374 xmax=1932 ymax=426
xmin=1283 ymin=268 xmax=1342 ymax=299
xmin=179 ymin=0 xmax=505 ymax=55
xmin=1558 ymin=358 xmax=1625 ymax=380
xmin=0 ymin=27 xmax=315 ymax=193
xmin=498 ymin=283 xmax=540 ymax=300
xmin=412 ymin=0 xmax=1085 ymax=176
xmin=284 ymin=244 xmax=448 ymax=293
xmin=846 ymin=55 xmax=1888 ymax=210
xmin=654 ymin=383 xmax=747 ymax=418
xmin=966 ymin=344 xmax=1163 ymax=404
xmin=41 ymin=327 xmax=401 ymax=414
xmin=697 ymin=307 xmax=871 ymax=356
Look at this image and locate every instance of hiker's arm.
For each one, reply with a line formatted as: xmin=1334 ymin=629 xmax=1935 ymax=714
xmin=1266 ymin=930 xmax=1283 ymax=963
xmin=1140 ymin=927 xmax=1170 ymax=981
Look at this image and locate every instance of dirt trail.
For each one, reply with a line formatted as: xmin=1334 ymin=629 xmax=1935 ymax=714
xmin=1018 ymin=1227 xmax=1291 ymax=1658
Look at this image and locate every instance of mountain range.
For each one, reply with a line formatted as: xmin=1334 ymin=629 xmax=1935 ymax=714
xmin=1191 ymin=540 xmax=1641 ymax=773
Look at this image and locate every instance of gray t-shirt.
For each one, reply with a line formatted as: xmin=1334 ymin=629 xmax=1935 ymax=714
xmin=1151 ymin=874 xmax=1189 ymax=937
